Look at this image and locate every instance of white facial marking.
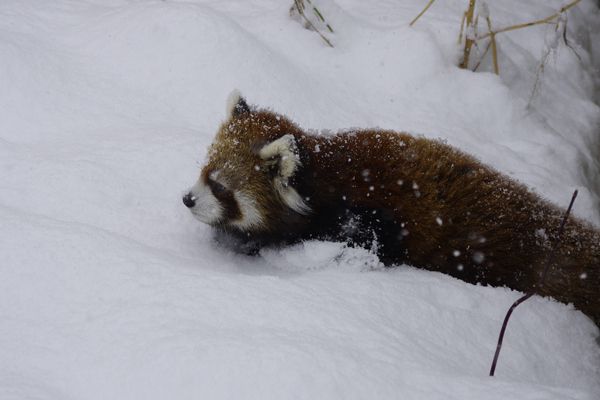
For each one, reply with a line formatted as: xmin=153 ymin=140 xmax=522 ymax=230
xmin=280 ymin=186 xmax=312 ymax=215
xmin=230 ymin=191 xmax=264 ymax=230
xmin=185 ymin=180 xmax=224 ymax=225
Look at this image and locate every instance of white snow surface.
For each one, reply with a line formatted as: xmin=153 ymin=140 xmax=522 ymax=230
xmin=1 ymin=0 xmax=600 ymax=398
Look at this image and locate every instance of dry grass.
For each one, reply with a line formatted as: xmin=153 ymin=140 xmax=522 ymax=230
xmin=410 ymin=0 xmax=582 ymax=92
xmin=290 ymin=0 xmax=334 ymax=48
xmin=458 ymin=1 xmax=477 ymax=69
xmin=409 ymin=0 xmax=436 ymax=27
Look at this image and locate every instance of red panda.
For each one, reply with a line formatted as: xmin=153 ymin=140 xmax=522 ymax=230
xmin=184 ymin=90 xmax=600 ymax=328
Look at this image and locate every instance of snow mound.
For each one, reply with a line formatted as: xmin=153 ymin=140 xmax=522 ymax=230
xmin=260 ymin=241 xmax=384 ymax=273
xmin=1 ymin=0 xmax=600 ymax=399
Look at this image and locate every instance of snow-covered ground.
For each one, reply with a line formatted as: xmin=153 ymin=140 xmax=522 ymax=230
xmin=1 ymin=0 xmax=600 ymax=398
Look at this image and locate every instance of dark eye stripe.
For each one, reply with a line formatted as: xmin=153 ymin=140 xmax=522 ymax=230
xmin=205 ymin=177 xmax=241 ymax=221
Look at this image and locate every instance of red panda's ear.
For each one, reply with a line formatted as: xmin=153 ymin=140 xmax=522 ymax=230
xmin=259 ymin=134 xmax=301 ymax=180
xmin=259 ymin=134 xmax=311 ymax=214
xmin=225 ymin=89 xmax=250 ymax=120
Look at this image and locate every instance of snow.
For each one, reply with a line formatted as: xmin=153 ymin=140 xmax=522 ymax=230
xmin=1 ymin=0 xmax=600 ymax=398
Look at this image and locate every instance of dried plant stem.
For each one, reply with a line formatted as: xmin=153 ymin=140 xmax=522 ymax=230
xmin=489 ymin=189 xmax=578 ymax=377
xmin=459 ymin=0 xmax=477 ymax=69
xmin=486 ymin=17 xmax=498 ymax=75
xmin=458 ymin=11 xmax=467 ymax=44
xmin=293 ymin=0 xmax=334 ymax=48
xmin=528 ymin=13 xmax=580 ymax=104
xmin=308 ymin=0 xmax=334 ymax=33
xmin=480 ymin=0 xmax=581 ymax=40
xmin=410 ymin=0 xmax=437 ymax=27
xmin=472 ymin=41 xmax=492 ymax=72
xmin=413 ymin=0 xmax=582 ymax=77
xmin=528 ymin=47 xmax=553 ymax=105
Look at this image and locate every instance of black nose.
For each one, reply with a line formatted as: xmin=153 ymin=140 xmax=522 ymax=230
xmin=182 ymin=193 xmax=196 ymax=208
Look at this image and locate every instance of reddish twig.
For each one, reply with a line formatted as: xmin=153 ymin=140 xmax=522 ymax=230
xmin=489 ymin=189 xmax=578 ymax=377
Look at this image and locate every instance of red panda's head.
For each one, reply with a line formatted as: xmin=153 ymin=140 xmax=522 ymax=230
xmin=183 ymin=90 xmax=312 ymax=235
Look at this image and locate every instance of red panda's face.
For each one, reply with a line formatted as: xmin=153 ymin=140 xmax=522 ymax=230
xmin=183 ymin=90 xmax=311 ymax=234
xmin=184 ymin=156 xmax=265 ymax=231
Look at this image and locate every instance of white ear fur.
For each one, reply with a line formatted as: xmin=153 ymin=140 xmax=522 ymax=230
xmin=259 ymin=134 xmax=301 ymax=180
xmin=225 ymin=89 xmax=250 ymax=120
xmin=259 ymin=134 xmax=311 ymax=215
xmin=225 ymin=90 xmax=241 ymax=119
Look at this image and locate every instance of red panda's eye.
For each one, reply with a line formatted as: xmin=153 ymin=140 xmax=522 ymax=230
xmin=209 ymin=180 xmax=227 ymax=194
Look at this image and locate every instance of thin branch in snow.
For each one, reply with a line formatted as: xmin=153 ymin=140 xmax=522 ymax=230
xmin=528 ymin=11 xmax=581 ymax=105
xmin=489 ymin=189 xmax=578 ymax=377
xmin=529 ymin=46 xmax=553 ymax=105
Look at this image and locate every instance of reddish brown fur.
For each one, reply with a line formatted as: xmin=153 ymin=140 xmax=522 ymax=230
xmin=301 ymin=129 xmax=600 ymax=325
xmin=190 ymin=99 xmax=600 ymax=328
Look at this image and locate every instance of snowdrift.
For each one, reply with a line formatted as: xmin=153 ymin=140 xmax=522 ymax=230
xmin=1 ymin=0 xmax=599 ymax=398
